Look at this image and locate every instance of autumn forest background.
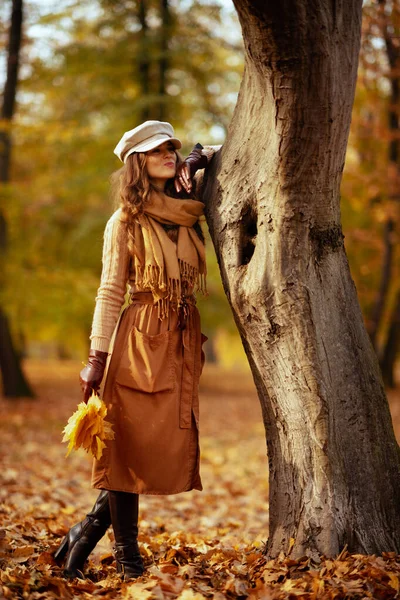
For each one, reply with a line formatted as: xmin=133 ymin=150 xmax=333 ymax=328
xmin=1 ymin=0 xmax=400 ymax=386
xmin=2 ymin=0 xmax=400 ymax=598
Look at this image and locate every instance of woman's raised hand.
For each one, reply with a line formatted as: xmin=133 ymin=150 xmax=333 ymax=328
xmin=174 ymin=143 xmax=208 ymax=194
xmin=174 ymin=162 xmax=192 ymax=194
xmin=79 ymin=349 xmax=109 ymax=403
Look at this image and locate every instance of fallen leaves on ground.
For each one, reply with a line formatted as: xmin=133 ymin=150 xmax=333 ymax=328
xmin=1 ymin=359 xmax=400 ymax=599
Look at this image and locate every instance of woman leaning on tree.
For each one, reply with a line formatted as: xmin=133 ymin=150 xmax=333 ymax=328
xmin=54 ymin=120 xmax=214 ymax=580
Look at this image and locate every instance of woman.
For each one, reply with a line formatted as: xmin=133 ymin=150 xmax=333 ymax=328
xmin=54 ymin=120 xmax=213 ymax=581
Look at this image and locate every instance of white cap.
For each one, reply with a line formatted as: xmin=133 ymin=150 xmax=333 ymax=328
xmin=114 ymin=120 xmax=182 ymax=163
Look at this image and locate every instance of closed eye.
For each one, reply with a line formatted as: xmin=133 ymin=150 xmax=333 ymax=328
xmin=148 ymin=144 xmax=175 ymax=155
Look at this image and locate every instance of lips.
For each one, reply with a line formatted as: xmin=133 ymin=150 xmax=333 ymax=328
xmin=164 ymin=162 xmax=175 ymax=167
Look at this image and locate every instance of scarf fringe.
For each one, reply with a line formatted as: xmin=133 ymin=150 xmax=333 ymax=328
xmin=198 ymin=272 xmax=208 ymax=296
xmin=140 ymin=264 xmax=168 ymax=294
xmin=134 ymin=259 xmax=207 ymax=319
xmin=178 ymin=259 xmax=208 ymax=296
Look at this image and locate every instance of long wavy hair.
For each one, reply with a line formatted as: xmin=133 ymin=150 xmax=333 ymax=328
xmin=110 ymin=151 xmax=204 ymax=257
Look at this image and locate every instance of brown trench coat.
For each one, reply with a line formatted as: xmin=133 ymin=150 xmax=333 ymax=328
xmin=91 ymin=292 xmax=207 ymax=495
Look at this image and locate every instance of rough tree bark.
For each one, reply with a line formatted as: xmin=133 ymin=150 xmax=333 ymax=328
xmin=0 ymin=0 xmax=34 ymax=398
xmin=202 ymin=0 xmax=400 ymax=557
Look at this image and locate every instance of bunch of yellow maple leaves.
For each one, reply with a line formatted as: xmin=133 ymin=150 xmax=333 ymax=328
xmin=62 ymin=392 xmax=114 ymax=460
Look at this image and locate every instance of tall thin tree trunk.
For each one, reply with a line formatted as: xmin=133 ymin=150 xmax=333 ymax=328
xmin=0 ymin=0 xmax=23 ymax=179
xmin=158 ymin=0 xmax=170 ymax=121
xmin=202 ymin=0 xmax=400 ymax=557
xmin=0 ymin=308 xmax=33 ymax=397
xmin=137 ymin=0 xmax=150 ymax=122
xmin=377 ymin=0 xmax=400 ymax=383
xmin=368 ymin=218 xmax=394 ymax=348
xmin=0 ymin=0 xmax=34 ymax=398
xmin=381 ymin=290 xmax=400 ymax=388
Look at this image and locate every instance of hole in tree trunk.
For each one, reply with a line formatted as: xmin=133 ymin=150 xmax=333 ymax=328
xmin=309 ymin=224 xmax=344 ymax=262
xmin=240 ymin=205 xmax=258 ymax=265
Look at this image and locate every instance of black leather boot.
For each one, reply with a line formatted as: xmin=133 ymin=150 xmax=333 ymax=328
xmin=108 ymin=491 xmax=144 ymax=581
xmin=54 ymin=489 xmax=111 ymax=579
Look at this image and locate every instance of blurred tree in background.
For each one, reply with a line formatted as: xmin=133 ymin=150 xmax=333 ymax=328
xmin=3 ymin=0 xmax=400 ymax=394
xmin=341 ymin=0 xmax=400 ymax=386
xmin=0 ymin=0 xmax=34 ymax=397
xmin=1 ymin=0 xmax=244 ymax=379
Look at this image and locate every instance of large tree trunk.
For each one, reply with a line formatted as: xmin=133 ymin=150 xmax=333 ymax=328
xmin=202 ymin=0 xmax=400 ymax=557
xmin=0 ymin=0 xmax=34 ymax=398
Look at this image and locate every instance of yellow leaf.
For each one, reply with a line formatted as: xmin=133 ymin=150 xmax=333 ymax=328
xmin=176 ymin=589 xmax=207 ymax=600
xmin=123 ymin=581 xmax=158 ymax=599
xmin=91 ymin=435 xmax=106 ymax=460
xmin=389 ymin=573 xmax=399 ymax=592
xmin=281 ymin=579 xmax=295 ymax=592
xmin=62 ymin=392 xmax=114 ymax=460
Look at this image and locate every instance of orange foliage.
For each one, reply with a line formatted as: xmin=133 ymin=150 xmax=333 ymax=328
xmin=1 ymin=361 xmax=400 ymax=598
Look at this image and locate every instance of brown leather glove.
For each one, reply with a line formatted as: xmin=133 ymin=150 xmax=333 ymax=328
xmin=174 ymin=143 xmax=208 ymax=194
xmin=79 ymin=349 xmax=108 ymax=403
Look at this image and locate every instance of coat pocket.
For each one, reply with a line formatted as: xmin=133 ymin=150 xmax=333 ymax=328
xmin=115 ymin=327 xmax=181 ymax=393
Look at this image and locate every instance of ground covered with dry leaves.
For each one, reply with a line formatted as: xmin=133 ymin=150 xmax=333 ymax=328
xmin=1 ymin=360 xmax=400 ymax=599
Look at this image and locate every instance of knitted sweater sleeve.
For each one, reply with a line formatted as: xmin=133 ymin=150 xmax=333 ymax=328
xmin=89 ymin=209 xmax=130 ymax=353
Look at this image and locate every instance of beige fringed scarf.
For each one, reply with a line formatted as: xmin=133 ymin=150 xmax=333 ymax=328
xmin=131 ymin=190 xmax=207 ymax=318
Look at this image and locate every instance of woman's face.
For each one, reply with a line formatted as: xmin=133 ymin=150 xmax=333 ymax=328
xmin=145 ymin=141 xmax=177 ymax=190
